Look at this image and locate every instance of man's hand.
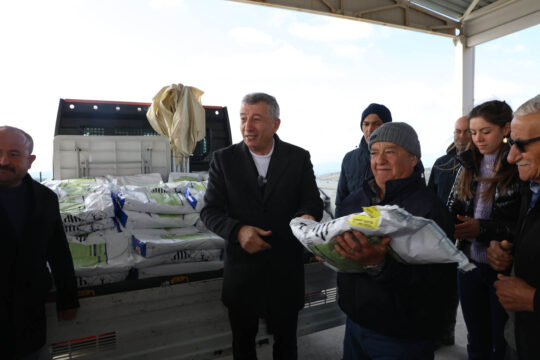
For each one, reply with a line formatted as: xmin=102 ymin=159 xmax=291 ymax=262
xmin=494 ymin=274 xmax=536 ymax=312
xmin=300 ymin=214 xmax=316 ymax=221
xmin=487 ymin=240 xmax=513 ymax=272
xmin=334 ymin=230 xmax=390 ymax=265
xmin=238 ymin=225 xmax=272 ymax=254
xmin=57 ymin=308 xmax=78 ymax=321
xmin=454 ymin=215 xmax=480 ymax=239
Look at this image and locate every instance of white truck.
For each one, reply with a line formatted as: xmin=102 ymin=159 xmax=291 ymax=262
xmin=44 ymin=98 xmax=344 ymax=360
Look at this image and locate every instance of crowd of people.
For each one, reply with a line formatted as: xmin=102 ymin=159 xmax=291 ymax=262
xmin=2 ymin=92 xmax=539 ymax=360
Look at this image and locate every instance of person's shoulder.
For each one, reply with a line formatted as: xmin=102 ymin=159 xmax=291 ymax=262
xmin=30 ymin=178 xmax=59 ymax=202
xmin=213 ymin=142 xmax=243 ymax=159
xmin=277 ymin=138 xmax=309 ymax=155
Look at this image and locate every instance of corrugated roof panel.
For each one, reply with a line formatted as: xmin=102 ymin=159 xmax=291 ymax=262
xmin=412 ymin=0 xmax=501 ymax=20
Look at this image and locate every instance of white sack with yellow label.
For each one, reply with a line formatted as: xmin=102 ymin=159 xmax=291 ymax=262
xmin=290 ymin=205 xmax=473 ymax=272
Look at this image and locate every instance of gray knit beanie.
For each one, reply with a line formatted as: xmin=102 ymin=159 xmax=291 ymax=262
xmin=369 ymin=122 xmax=421 ymax=158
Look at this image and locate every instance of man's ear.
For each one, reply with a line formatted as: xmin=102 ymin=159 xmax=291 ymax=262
xmin=273 ymin=118 xmax=281 ymax=133
xmin=411 ymin=155 xmax=418 ymax=167
xmin=28 ymin=155 xmax=36 ymax=169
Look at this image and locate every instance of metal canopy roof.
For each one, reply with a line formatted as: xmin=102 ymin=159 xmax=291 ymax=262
xmin=230 ymin=0 xmax=540 ymax=46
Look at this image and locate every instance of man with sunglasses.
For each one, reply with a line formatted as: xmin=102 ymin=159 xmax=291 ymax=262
xmin=487 ymin=94 xmax=540 ymax=360
xmin=0 ymin=126 xmax=79 ymax=359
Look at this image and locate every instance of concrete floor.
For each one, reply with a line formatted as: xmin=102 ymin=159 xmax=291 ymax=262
xmin=217 ymin=306 xmax=468 ymax=360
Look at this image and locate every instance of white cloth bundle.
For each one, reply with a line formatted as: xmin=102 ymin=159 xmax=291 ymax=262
xmin=131 ymin=228 xmax=224 ymax=258
xmin=290 ymin=205 xmax=473 ymax=273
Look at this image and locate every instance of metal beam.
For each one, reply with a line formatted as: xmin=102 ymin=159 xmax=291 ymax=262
xmin=229 ymin=0 xmax=460 ymax=37
xmin=463 ymin=0 xmax=540 ymax=46
xmin=454 ymin=36 xmax=475 ymax=116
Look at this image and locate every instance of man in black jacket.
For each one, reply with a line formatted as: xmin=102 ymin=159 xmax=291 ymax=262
xmin=488 ymin=94 xmax=540 ymax=360
xmin=0 ymin=126 xmax=79 ymax=360
xmin=428 ymin=115 xmax=470 ymax=204
xmin=427 ymin=115 xmax=469 ymax=347
xmin=335 ymin=122 xmax=455 ymax=359
xmin=335 ymin=103 xmax=392 ymax=217
xmin=200 ymin=93 xmax=323 ymax=360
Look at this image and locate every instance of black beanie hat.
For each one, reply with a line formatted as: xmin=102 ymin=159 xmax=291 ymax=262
xmin=361 ymin=103 xmax=392 ymax=128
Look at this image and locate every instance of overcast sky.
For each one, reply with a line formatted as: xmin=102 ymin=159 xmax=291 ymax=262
xmin=1 ymin=0 xmax=538 ymax=176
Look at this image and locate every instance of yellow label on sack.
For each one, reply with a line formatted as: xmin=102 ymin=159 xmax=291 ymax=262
xmin=347 ymin=206 xmax=381 ymax=229
xmin=363 ymin=206 xmax=381 ymax=218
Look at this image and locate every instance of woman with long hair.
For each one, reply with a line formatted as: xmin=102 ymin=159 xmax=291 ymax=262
xmin=447 ymin=100 xmax=521 ymax=360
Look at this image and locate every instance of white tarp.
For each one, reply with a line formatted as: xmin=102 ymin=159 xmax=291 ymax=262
xmin=146 ymin=83 xmax=206 ymax=161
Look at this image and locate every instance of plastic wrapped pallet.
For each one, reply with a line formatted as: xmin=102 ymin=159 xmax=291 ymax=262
xmin=136 ymin=261 xmax=224 ymax=279
xmin=133 ymin=249 xmax=224 ymax=269
xmin=131 ymin=228 xmax=224 ymax=258
xmin=68 ymin=230 xmax=134 ymax=286
xmin=106 ymin=173 xmax=164 ymax=186
xmin=116 ymin=185 xmax=204 ymax=214
xmin=168 ymin=171 xmax=208 ymax=183
xmin=117 ymin=209 xmax=200 ymax=229
xmin=290 ymin=205 xmax=473 ymax=273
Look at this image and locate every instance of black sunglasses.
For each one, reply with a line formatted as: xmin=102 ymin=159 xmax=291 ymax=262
xmin=506 ymin=136 xmax=540 ymax=152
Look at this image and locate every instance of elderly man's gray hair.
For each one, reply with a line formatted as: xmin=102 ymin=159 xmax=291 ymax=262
xmin=242 ymin=93 xmax=280 ymax=120
xmin=0 ymin=125 xmax=34 ymax=154
xmin=515 ymin=94 xmax=540 ymax=117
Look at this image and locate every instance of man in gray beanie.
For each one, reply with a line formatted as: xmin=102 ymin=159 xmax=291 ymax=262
xmin=335 ymin=103 xmax=392 ymax=217
xmin=334 ymin=122 xmax=456 ymax=359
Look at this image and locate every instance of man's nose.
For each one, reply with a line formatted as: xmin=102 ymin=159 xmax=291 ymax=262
xmin=0 ymin=152 xmax=9 ymax=164
xmin=506 ymin=144 xmax=520 ymax=164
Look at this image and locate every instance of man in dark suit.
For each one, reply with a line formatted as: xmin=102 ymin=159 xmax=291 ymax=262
xmin=200 ymin=93 xmax=323 ymax=360
xmin=0 ymin=126 xmax=79 ymax=359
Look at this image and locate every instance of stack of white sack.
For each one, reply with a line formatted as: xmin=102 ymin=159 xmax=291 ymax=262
xmin=43 ymin=179 xmax=118 ymax=235
xmin=44 ymin=173 xmax=225 ymax=285
xmin=66 ymin=229 xmax=134 ymax=287
xmin=130 ymin=228 xmax=225 ymax=279
xmin=116 ymin=183 xmax=205 ymax=215
xmin=290 ymin=205 xmax=474 ymax=273
xmin=114 ymin=174 xmax=224 ymax=279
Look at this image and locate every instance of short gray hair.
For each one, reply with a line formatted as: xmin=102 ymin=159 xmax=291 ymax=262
xmin=242 ymin=92 xmax=280 ymax=119
xmin=0 ymin=125 xmax=34 ymax=154
xmin=514 ymin=94 xmax=540 ymax=117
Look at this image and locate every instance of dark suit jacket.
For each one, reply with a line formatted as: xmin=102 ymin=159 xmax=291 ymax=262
xmin=1 ymin=174 xmax=79 ymax=359
xmin=200 ymin=135 xmax=323 ymax=315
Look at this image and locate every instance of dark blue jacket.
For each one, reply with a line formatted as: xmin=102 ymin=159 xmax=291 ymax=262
xmin=335 ymin=138 xmax=371 ymax=218
xmin=337 ymin=169 xmax=456 ymax=340
xmin=513 ymin=183 xmax=540 ymax=360
xmin=428 ymin=145 xmax=460 ymax=205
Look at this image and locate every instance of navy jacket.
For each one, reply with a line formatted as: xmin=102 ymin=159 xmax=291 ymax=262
xmin=200 ymin=135 xmax=323 ymax=315
xmin=335 ymin=138 xmax=371 ymax=218
xmin=337 ymin=170 xmax=456 ymax=340
xmin=513 ymin=183 xmax=540 ymax=360
xmin=1 ymin=175 xmax=79 ymax=359
xmin=428 ymin=145 xmax=460 ymax=204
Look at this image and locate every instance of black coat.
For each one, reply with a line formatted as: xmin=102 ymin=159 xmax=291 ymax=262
xmin=335 ymin=138 xmax=372 ymax=218
xmin=337 ymin=170 xmax=456 ymax=340
xmin=200 ymin=135 xmax=323 ymax=315
xmin=513 ymin=183 xmax=540 ymax=360
xmin=446 ymin=166 xmax=521 ymax=244
xmin=1 ymin=174 xmax=79 ymax=359
xmin=428 ymin=145 xmax=460 ymax=204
